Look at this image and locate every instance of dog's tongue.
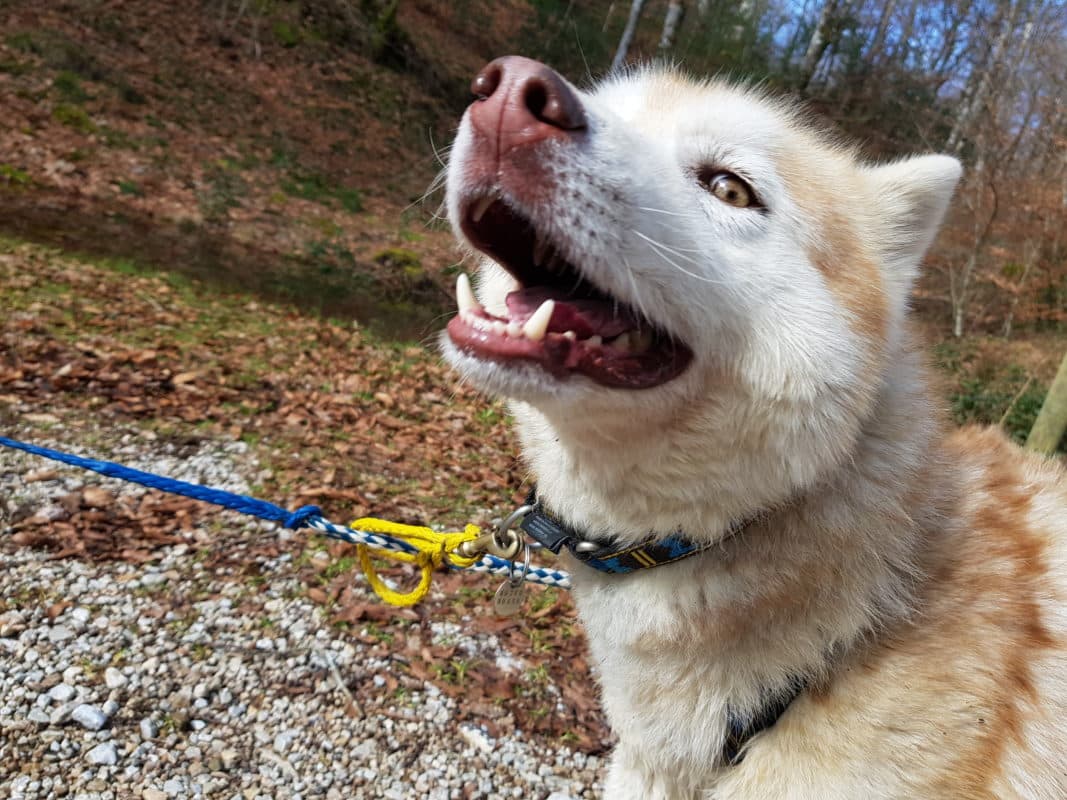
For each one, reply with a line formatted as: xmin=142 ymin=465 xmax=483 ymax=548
xmin=506 ymin=288 xmax=636 ymax=339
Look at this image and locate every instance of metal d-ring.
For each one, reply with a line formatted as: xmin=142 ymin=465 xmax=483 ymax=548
xmin=493 ymin=502 xmax=537 ymax=555
xmin=507 ymin=543 xmax=531 ymax=586
xmin=454 ymin=502 xmax=535 ymax=561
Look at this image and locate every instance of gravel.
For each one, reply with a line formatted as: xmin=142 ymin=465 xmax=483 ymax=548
xmin=1 ymin=432 xmax=605 ymax=799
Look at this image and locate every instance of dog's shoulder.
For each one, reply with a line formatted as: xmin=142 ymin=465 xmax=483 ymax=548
xmin=730 ymin=426 xmax=1067 ymax=798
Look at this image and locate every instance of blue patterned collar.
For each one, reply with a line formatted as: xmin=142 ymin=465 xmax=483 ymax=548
xmin=519 ymin=492 xmax=736 ymax=575
xmin=518 ymin=491 xmax=804 ymax=764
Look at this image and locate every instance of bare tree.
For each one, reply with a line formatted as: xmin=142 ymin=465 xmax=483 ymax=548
xmin=612 ymin=0 xmax=649 ymax=73
xmin=1027 ymin=351 xmax=1067 ymax=454
xmin=946 ymin=0 xmax=1032 ymax=154
xmin=798 ymin=0 xmax=843 ymax=89
xmin=658 ymin=0 xmax=687 ymax=53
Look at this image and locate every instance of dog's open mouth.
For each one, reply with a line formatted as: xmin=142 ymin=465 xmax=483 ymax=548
xmin=446 ymin=197 xmax=693 ymax=389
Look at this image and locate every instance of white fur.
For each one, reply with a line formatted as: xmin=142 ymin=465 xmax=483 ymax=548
xmin=442 ymin=65 xmax=1066 ymax=799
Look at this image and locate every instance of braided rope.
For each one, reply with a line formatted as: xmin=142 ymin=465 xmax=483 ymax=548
xmin=0 ymin=436 xmax=572 ymax=590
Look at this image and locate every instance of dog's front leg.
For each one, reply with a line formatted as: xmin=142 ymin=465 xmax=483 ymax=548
xmin=603 ymin=747 xmax=703 ymax=800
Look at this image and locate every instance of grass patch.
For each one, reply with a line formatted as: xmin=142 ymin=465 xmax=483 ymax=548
xmin=935 ymin=340 xmax=1054 ymax=448
xmin=116 ymin=179 xmax=144 ymax=197
xmin=52 ymin=103 xmax=96 ymax=133
xmin=0 ymin=164 xmax=32 ymax=187
xmin=281 ymin=170 xmax=363 ymax=212
xmin=53 ymin=70 xmax=89 ymax=103
xmin=272 ymin=21 xmax=302 ymax=48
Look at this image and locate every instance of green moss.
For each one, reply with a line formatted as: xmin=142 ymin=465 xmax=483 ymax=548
xmin=0 ymin=164 xmax=32 ymax=187
xmin=52 ymin=103 xmax=96 ymax=133
xmin=116 ymin=179 xmax=143 ymax=197
xmin=272 ymin=21 xmax=301 ymax=48
xmin=53 ymin=70 xmax=88 ymax=103
xmin=281 ymin=169 xmax=363 ymax=212
xmin=373 ymin=248 xmax=421 ymax=271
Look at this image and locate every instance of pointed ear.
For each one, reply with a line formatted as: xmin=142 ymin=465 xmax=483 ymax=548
xmin=864 ymin=154 xmax=961 ymax=278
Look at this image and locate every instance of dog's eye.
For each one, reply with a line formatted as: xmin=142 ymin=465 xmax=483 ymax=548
xmin=698 ymin=169 xmax=758 ymax=209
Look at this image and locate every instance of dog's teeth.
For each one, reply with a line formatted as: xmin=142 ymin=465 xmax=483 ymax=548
xmin=471 ymin=196 xmax=493 ymax=223
xmin=490 ymin=320 xmax=507 ymax=335
xmin=563 ymin=330 xmax=576 ymax=341
xmin=612 ymin=333 xmax=631 ymax=352
xmin=632 ymin=330 xmax=653 ymax=354
xmin=587 ymin=335 xmax=603 ymax=347
xmin=506 ymin=321 xmax=522 ymax=338
xmin=456 ymin=273 xmax=480 ymax=315
xmin=522 ymin=299 xmax=555 ymax=341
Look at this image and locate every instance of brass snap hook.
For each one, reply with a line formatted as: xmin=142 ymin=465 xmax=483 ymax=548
xmin=454 ymin=502 xmax=535 ymax=560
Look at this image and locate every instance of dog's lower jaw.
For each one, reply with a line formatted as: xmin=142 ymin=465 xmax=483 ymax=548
xmin=547 ymin=346 xmax=949 ymax=797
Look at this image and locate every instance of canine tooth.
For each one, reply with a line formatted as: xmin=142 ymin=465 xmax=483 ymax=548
xmin=456 ymin=273 xmax=480 ymax=315
xmin=587 ymin=335 xmax=603 ymax=347
xmin=612 ymin=332 xmax=631 ymax=352
xmin=506 ymin=321 xmax=522 ymax=337
xmin=632 ymin=330 xmax=653 ymax=353
xmin=563 ymin=330 xmax=576 ymax=341
xmin=522 ymin=299 xmax=555 ymax=341
xmin=471 ymin=196 xmax=493 ymax=223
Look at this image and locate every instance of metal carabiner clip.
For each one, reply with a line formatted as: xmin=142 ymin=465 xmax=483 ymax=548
xmin=454 ymin=501 xmax=536 ymax=560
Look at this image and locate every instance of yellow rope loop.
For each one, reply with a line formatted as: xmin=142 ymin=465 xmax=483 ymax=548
xmin=349 ymin=517 xmax=483 ymax=607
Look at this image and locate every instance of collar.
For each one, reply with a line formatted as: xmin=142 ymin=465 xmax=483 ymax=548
xmin=518 ymin=490 xmax=761 ymax=575
xmin=518 ymin=494 xmax=715 ymax=575
xmin=518 ymin=490 xmax=805 ymax=762
xmin=723 ymin=676 xmax=807 ymax=764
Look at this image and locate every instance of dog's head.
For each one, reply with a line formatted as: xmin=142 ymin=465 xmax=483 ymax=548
xmin=441 ymin=57 xmax=960 ymax=536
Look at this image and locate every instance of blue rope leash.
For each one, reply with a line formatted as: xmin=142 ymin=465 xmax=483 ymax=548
xmin=0 ymin=435 xmax=572 ymax=589
xmin=0 ymin=436 xmax=323 ymax=530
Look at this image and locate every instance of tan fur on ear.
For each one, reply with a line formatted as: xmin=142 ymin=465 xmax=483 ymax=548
xmin=863 ymin=154 xmax=962 ymax=289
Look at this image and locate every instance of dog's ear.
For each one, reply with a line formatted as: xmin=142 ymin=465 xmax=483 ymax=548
xmin=863 ymin=154 xmax=961 ymax=287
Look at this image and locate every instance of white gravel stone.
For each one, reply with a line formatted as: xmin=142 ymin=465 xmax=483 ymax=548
xmin=49 ymin=682 xmax=76 ymax=702
xmin=71 ymin=703 xmax=108 ymax=731
xmin=48 ymin=624 xmax=75 ymax=642
xmin=71 ymin=606 xmax=92 ymax=624
xmin=140 ymin=718 xmax=158 ymax=740
xmin=104 ymin=667 xmax=127 ymax=689
xmin=86 ymin=742 xmax=118 ymax=765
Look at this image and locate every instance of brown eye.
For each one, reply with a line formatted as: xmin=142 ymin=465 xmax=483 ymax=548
xmin=698 ymin=169 xmax=758 ymax=208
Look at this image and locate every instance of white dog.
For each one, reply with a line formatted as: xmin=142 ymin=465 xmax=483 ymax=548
xmin=441 ymin=56 xmax=1067 ymax=799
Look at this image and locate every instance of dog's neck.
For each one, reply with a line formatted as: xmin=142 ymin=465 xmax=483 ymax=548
xmin=510 ymin=340 xmax=952 ymax=765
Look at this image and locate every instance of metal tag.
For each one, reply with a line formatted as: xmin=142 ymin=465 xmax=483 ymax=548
xmin=493 ymin=579 xmax=526 ymax=617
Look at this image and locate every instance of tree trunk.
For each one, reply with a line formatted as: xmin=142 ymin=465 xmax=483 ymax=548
xmin=946 ymin=1 xmax=1029 ymax=154
xmin=658 ymin=0 xmax=686 ymax=53
xmin=865 ymin=0 xmax=896 ymax=65
xmin=611 ymin=0 xmax=649 ymax=73
xmin=798 ymin=0 xmax=843 ymax=90
xmin=1026 ymin=351 xmax=1067 ymax=454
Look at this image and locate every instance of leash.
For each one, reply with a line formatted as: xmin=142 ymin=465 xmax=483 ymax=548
xmin=0 ymin=434 xmax=805 ymax=760
xmin=0 ymin=435 xmax=572 ymax=608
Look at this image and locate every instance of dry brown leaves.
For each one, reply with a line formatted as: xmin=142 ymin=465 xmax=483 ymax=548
xmin=0 ymin=243 xmax=612 ymax=752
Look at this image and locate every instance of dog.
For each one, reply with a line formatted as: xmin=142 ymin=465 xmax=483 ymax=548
xmin=440 ymin=56 xmax=1067 ymax=799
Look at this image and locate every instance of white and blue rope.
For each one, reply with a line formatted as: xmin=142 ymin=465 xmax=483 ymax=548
xmin=0 ymin=436 xmax=572 ymax=590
